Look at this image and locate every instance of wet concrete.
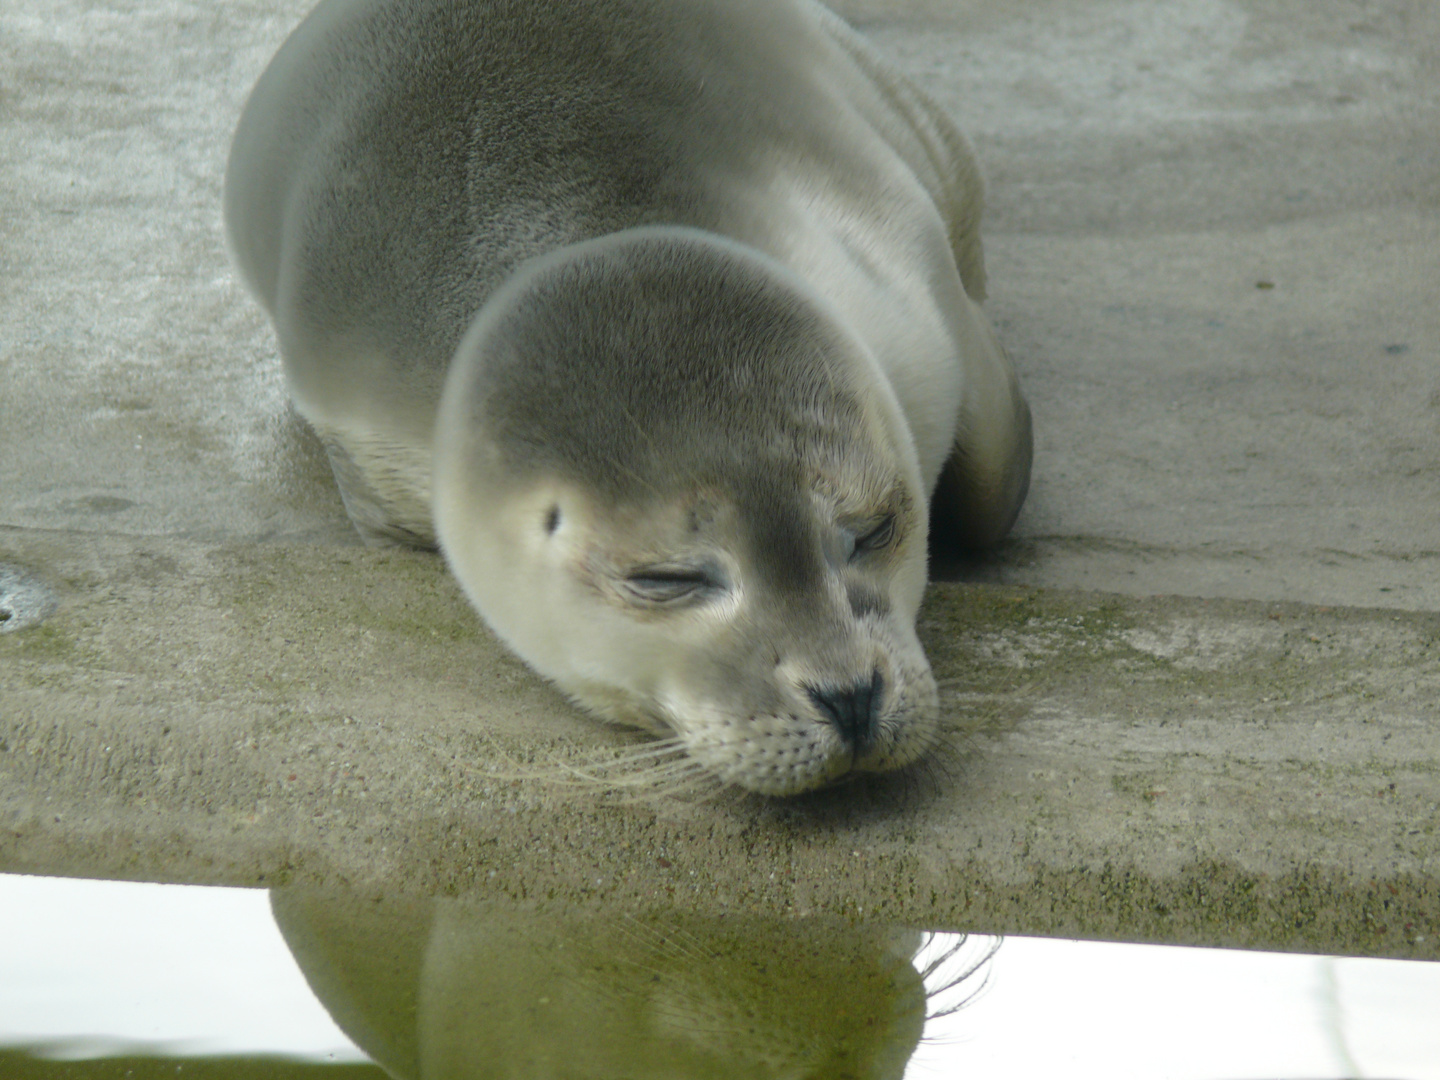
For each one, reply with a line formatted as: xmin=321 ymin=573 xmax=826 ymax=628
xmin=2 ymin=0 xmax=1437 ymax=958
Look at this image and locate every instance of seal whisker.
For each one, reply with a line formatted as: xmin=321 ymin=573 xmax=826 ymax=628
xmin=918 ymin=933 xmax=1001 ymax=1022
xmin=471 ymin=738 xmax=680 ymax=782
xmin=470 ymin=735 xmax=729 ymax=803
xmin=592 ymin=737 xmax=692 ymax=764
xmin=613 ymin=916 xmax=718 ymax=966
xmin=551 ymin=755 xmax=692 ymax=786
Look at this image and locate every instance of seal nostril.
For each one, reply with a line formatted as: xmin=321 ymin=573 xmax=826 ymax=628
xmin=807 ymin=669 xmax=885 ymax=753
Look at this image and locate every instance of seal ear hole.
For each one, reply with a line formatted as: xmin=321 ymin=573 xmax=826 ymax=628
xmin=544 ymin=505 xmax=561 ymax=535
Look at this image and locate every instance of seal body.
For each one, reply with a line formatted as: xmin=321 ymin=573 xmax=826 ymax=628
xmin=225 ymin=0 xmax=1031 ymax=795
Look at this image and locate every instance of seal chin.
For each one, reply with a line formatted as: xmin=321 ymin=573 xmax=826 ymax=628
xmin=677 ymin=705 xmax=939 ymax=797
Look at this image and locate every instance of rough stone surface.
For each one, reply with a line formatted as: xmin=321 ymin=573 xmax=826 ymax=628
xmin=3 ymin=530 xmax=1437 ymax=959
xmin=2 ymin=0 xmax=1437 ymax=960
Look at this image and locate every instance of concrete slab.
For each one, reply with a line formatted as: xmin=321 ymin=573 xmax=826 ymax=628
xmin=853 ymin=0 xmax=1440 ymax=608
xmin=3 ymin=528 xmax=1438 ymax=958
xmin=2 ymin=0 xmax=1437 ymax=958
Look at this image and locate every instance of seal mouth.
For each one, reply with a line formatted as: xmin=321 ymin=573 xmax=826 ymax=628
xmin=689 ymin=725 xmax=853 ymax=797
xmin=676 ymin=710 xmax=930 ymax=797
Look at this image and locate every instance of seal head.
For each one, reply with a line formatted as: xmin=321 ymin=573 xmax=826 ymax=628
xmin=435 ymin=229 xmax=938 ymax=795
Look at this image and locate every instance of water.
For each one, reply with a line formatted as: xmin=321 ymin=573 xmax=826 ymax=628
xmin=2 ymin=873 xmax=1437 ymax=1079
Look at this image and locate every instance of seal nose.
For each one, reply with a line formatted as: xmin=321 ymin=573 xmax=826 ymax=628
xmin=807 ymin=670 xmax=885 ymax=753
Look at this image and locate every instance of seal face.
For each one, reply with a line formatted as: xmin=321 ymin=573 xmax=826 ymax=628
xmin=435 ymin=230 xmax=939 ymax=794
xmin=224 ymin=0 xmax=1032 ymax=795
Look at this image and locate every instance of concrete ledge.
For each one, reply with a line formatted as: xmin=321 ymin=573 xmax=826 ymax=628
xmin=3 ymin=527 xmax=1436 ymax=959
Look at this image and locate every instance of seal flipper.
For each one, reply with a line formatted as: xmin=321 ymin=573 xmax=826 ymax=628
xmin=928 ymin=315 xmax=1032 ymax=552
xmin=315 ymin=426 xmax=438 ymax=549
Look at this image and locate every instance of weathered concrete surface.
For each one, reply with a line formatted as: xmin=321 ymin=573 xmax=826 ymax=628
xmin=3 ymin=529 xmax=1437 ymax=959
xmin=2 ymin=0 xmax=1436 ymax=605
xmin=845 ymin=0 xmax=1440 ymax=608
xmin=2 ymin=0 xmax=1438 ymax=961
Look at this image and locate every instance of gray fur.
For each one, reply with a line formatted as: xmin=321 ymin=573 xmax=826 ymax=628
xmin=224 ymin=0 xmax=1032 ymax=793
xmin=224 ymin=0 xmax=1028 ymax=549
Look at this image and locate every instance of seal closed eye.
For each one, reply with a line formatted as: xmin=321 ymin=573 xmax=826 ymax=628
xmin=224 ymin=0 xmax=1032 ymax=796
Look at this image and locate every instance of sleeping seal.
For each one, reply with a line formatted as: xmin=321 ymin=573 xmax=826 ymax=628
xmin=224 ymin=0 xmax=1031 ymax=796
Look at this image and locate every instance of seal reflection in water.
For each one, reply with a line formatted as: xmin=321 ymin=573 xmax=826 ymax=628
xmin=270 ymin=889 xmax=992 ymax=1079
xmin=225 ymin=0 xmax=1032 ymax=795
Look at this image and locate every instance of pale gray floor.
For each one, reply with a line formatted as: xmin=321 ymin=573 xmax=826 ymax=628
xmin=5 ymin=0 xmax=1436 ymax=607
xmin=853 ymin=0 xmax=1440 ymax=608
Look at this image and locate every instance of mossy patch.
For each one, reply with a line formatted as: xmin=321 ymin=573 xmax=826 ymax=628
xmin=934 ymin=857 xmax=1437 ymax=956
xmin=212 ymin=545 xmax=484 ymax=648
xmin=0 ymin=617 xmax=109 ymax=682
xmin=918 ymin=582 xmax=1440 ymax=726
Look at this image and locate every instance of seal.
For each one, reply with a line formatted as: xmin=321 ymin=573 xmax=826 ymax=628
xmin=224 ymin=0 xmax=1032 ymax=796
xmin=271 ymin=888 xmax=939 ymax=1079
